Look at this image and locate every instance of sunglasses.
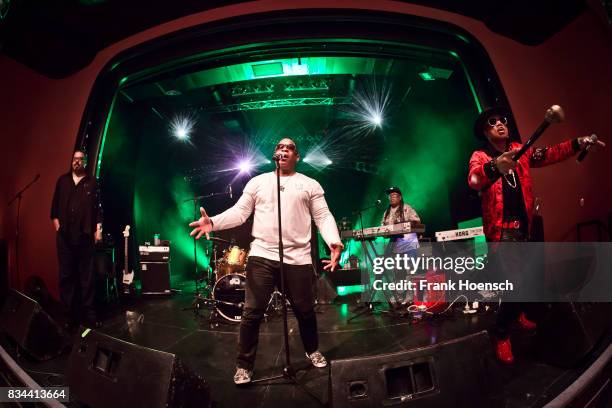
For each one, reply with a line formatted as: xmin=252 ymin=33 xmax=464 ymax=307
xmin=275 ymin=143 xmax=296 ymax=152
xmin=487 ymin=116 xmax=508 ymax=127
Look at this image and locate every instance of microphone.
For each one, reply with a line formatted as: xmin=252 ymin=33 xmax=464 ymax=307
xmin=512 ymin=105 xmax=565 ymax=161
xmin=352 ymin=200 xmax=383 ymax=214
xmin=577 ymin=134 xmax=598 ymax=163
xmin=272 ymin=153 xmax=286 ymax=161
xmin=228 ymin=184 xmax=233 ymax=199
xmin=34 ymin=174 xmax=40 ymax=181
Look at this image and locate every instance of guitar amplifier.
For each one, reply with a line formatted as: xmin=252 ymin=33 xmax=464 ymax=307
xmin=140 ymin=262 xmax=171 ymax=295
xmin=139 ymin=245 xmax=170 ymax=262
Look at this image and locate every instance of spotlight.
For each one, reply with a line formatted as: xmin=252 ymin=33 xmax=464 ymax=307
xmin=175 ymin=127 xmax=188 ymax=139
xmin=370 ymin=113 xmax=383 ymax=127
xmin=169 ymin=113 xmax=195 ymax=141
xmin=418 ymin=71 xmax=435 ymax=81
xmin=342 ymin=79 xmax=391 ymax=136
xmin=238 ymin=160 xmax=253 ymax=173
xmin=303 ymin=146 xmax=332 ymax=170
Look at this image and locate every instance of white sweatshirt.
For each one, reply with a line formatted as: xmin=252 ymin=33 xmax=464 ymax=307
xmin=210 ymin=172 xmax=341 ymax=265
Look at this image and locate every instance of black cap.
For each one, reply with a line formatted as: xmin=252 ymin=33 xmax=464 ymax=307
xmin=386 ymin=186 xmax=402 ymax=195
xmin=474 ymin=106 xmax=510 ymax=140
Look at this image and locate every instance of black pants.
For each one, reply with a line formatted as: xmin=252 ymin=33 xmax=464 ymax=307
xmin=56 ymin=233 xmax=96 ymax=323
xmin=493 ymin=227 xmax=540 ymax=340
xmin=236 ymin=256 xmax=318 ymax=370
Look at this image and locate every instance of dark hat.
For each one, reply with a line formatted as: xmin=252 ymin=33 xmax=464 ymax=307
xmin=386 ymin=186 xmax=402 ymax=195
xmin=473 ymin=106 xmax=510 ymax=140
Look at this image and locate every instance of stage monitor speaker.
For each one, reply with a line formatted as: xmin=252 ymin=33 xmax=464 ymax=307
xmin=537 ymin=302 xmax=611 ymax=367
xmin=329 ymin=330 xmax=500 ymax=408
xmin=0 ymin=289 xmax=66 ymax=361
xmin=67 ymin=328 xmax=211 ymax=408
xmin=140 ymin=262 xmax=171 ymax=295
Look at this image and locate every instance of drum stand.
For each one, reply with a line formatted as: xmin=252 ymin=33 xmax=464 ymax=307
xmin=182 ymin=238 xmax=234 ymax=319
xmin=264 ymin=288 xmax=291 ymax=320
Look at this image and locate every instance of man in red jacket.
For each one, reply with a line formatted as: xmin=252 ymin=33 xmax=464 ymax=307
xmin=468 ymin=106 xmax=604 ymax=363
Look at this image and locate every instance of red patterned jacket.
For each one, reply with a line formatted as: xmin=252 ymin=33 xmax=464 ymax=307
xmin=468 ymin=140 xmax=578 ymax=241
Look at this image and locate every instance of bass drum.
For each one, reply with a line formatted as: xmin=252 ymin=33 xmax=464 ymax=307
xmin=213 ymin=273 xmax=246 ymax=322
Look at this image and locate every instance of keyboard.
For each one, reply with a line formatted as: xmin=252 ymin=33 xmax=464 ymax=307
xmin=340 ymin=222 xmax=425 ymax=240
xmin=435 ymin=227 xmax=484 ymax=242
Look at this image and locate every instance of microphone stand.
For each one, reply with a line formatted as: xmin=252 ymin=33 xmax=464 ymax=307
xmin=348 ymin=201 xmax=398 ymax=322
xmin=7 ymin=174 xmax=40 ymax=289
xmin=250 ymin=159 xmax=323 ymax=407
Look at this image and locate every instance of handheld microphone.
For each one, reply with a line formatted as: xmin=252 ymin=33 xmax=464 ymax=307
xmin=272 ymin=153 xmax=286 ymax=161
xmin=352 ymin=200 xmax=383 ymax=214
xmin=228 ymin=184 xmax=233 ymax=199
xmin=577 ymin=134 xmax=598 ymax=163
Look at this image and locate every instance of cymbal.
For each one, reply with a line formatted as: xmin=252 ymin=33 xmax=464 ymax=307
xmin=208 ymin=236 xmax=231 ymax=244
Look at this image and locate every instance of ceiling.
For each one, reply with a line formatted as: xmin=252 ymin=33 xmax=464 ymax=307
xmin=0 ymin=0 xmax=586 ymax=78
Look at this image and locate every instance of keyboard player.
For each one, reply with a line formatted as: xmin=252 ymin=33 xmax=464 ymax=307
xmin=381 ymin=186 xmax=421 ymax=307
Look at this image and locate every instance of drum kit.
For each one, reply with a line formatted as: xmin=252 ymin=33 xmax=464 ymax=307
xmin=188 ymin=236 xmax=286 ymax=324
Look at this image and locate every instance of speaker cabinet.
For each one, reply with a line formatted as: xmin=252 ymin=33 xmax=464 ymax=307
xmin=0 ymin=289 xmax=66 ymax=360
xmin=140 ymin=262 xmax=171 ymax=295
xmin=67 ymin=328 xmax=210 ymax=408
xmin=329 ymin=330 xmax=500 ymax=407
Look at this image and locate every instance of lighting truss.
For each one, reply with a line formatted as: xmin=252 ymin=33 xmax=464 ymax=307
xmin=206 ymin=97 xmax=351 ymax=113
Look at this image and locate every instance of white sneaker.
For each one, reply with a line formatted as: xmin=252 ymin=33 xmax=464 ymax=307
xmin=306 ymin=351 xmax=328 ymax=368
xmin=233 ymin=368 xmax=253 ymax=384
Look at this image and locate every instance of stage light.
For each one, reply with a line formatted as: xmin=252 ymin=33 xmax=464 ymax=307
xmin=418 ymin=71 xmax=435 ymax=81
xmin=418 ymin=67 xmax=453 ymax=81
xmin=238 ymin=159 xmax=253 ymax=173
xmin=370 ymin=113 xmax=383 ymax=127
xmin=169 ymin=113 xmax=195 ymax=141
xmin=303 ymin=146 xmax=332 ymax=171
xmin=340 ymin=79 xmax=391 ymax=137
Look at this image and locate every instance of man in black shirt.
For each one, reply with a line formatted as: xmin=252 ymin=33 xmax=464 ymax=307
xmin=51 ymin=149 xmax=103 ymax=328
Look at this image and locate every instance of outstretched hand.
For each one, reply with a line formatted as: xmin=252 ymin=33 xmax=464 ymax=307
xmin=189 ymin=207 xmax=212 ymax=240
xmin=322 ymin=243 xmax=343 ymax=272
xmin=579 ymin=135 xmax=606 ymax=151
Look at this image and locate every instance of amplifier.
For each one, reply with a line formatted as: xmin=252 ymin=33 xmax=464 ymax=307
xmin=139 ymin=245 xmax=170 ymax=262
xmin=140 ymin=262 xmax=171 ymax=295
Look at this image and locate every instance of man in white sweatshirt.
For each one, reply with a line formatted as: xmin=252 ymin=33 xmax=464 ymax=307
xmin=189 ymin=138 xmax=343 ymax=385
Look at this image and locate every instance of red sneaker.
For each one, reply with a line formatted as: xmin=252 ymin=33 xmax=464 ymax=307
xmin=495 ymin=339 xmax=514 ymax=364
xmin=518 ymin=312 xmax=537 ymax=330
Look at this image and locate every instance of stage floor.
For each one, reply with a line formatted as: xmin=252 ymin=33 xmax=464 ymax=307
xmin=1 ymin=283 xmax=605 ymax=407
